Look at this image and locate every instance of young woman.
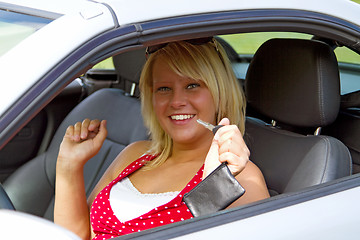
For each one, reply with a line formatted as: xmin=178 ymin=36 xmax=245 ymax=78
xmin=54 ymin=38 xmax=269 ymax=240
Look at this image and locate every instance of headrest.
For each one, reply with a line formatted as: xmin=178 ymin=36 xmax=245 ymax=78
xmin=113 ymin=48 xmax=146 ymax=84
xmin=113 ymin=48 xmax=146 ymax=97
xmin=245 ymin=39 xmax=340 ymax=127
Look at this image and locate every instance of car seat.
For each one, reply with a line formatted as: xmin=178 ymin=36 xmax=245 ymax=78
xmin=244 ymin=38 xmax=352 ymax=196
xmin=3 ymin=88 xmax=149 ymax=220
xmin=112 ymin=48 xmax=146 ymax=98
xmin=323 ymin=90 xmax=360 ymax=174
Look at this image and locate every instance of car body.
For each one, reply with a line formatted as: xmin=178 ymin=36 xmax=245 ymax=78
xmin=1 ymin=0 xmax=360 ymax=239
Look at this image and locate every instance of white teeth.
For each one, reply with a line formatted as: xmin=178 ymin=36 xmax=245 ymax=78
xmin=171 ymin=115 xmax=194 ymax=120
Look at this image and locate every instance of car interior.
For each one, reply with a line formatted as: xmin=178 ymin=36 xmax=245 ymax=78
xmin=244 ymin=38 xmax=351 ymax=196
xmin=1 ymin=31 xmax=360 ymax=223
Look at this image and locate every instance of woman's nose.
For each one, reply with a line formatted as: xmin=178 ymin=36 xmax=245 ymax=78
xmin=170 ymin=89 xmax=187 ymax=108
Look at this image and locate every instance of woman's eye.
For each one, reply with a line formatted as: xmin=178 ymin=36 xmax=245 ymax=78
xmin=187 ymin=83 xmax=200 ymax=89
xmin=157 ymin=86 xmax=170 ymax=92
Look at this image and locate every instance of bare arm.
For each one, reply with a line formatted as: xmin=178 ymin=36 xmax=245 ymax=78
xmin=54 ymin=119 xmax=107 ymax=240
xmin=229 ymin=161 xmax=269 ymax=207
xmin=55 ymin=164 xmax=90 ymax=239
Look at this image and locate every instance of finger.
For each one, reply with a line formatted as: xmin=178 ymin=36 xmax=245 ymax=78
xmin=87 ymin=119 xmax=101 ymax=139
xmin=203 ymin=138 xmax=220 ymax=179
xmin=216 ymin=125 xmax=247 ymax=157
xmin=218 ymin=117 xmax=230 ymax=126
xmin=217 ymin=125 xmax=240 ymax=145
xmin=218 ymin=133 xmax=248 ymax=154
xmin=64 ymin=125 xmax=74 ymax=138
xmin=219 ymin=138 xmax=232 ymax=154
xmin=73 ymin=122 xmax=82 ymax=142
xmin=88 ymin=119 xmax=101 ymax=132
xmin=81 ymin=119 xmax=91 ymax=139
xmin=219 ymin=152 xmax=248 ymax=176
xmin=214 ymin=118 xmax=229 ymax=139
xmin=93 ymin=120 xmax=108 ymax=148
xmin=219 ymin=151 xmax=249 ymax=165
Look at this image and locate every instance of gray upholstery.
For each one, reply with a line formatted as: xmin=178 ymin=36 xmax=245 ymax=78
xmin=244 ymin=39 xmax=352 ymax=195
xmin=113 ymin=48 xmax=146 ymax=97
xmin=4 ymin=88 xmax=148 ymax=220
xmin=0 ymin=184 xmax=14 ymax=209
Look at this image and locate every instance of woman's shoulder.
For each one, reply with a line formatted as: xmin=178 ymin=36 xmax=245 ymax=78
xmin=110 ymin=140 xmax=152 ymax=178
xmin=124 ymin=140 xmax=153 ymax=159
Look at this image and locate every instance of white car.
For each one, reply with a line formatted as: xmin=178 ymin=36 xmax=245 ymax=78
xmin=1 ymin=0 xmax=360 ymax=239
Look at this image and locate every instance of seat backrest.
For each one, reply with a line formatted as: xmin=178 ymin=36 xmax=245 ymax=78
xmin=4 ymin=88 xmax=148 ymax=219
xmin=244 ymin=39 xmax=352 ymax=195
xmin=112 ymin=48 xmax=146 ymax=97
xmin=324 ymin=91 xmax=360 ymax=174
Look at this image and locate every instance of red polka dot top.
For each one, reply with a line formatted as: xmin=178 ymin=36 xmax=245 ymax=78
xmin=90 ymin=154 xmax=203 ymax=240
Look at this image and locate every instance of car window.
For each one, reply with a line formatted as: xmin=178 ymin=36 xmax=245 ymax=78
xmin=93 ymin=32 xmax=360 ymax=94
xmin=220 ymin=32 xmax=311 ymax=55
xmin=92 ymin=57 xmax=114 ymax=69
xmin=0 ymin=9 xmax=52 ymax=56
xmin=220 ymin=32 xmax=360 ymax=95
xmin=335 ymin=46 xmax=360 ymax=65
xmin=335 ymin=46 xmax=360 ymax=94
xmin=218 ymin=32 xmax=311 ymax=80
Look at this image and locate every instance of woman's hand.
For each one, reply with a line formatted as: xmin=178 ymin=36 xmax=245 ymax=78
xmin=203 ymin=118 xmax=250 ymax=179
xmin=57 ymin=119 xmax=108 ymax=172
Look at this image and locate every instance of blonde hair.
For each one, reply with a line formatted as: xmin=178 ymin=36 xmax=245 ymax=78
xmin=139 ymin=38 xmax=246 ymax=169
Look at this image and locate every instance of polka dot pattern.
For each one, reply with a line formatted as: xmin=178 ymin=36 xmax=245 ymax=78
xmin=90 ymin=154 xmax=204 ymax=240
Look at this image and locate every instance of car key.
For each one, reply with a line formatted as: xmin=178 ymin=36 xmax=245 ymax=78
xmin=196 ymin=119 xmax=224 ymax=135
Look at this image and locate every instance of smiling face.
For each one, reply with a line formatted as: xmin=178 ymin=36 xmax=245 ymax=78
xmin=140 ymin=40 xmax=245 ymax=167
xmin=152 ymin=58 xmax=216 ymax=145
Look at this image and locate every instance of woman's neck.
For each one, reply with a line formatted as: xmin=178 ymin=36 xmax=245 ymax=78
xmin=169 ymin=137 xmax=212 ymax=164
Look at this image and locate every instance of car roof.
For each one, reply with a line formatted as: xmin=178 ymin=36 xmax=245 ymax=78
xmin=0 ymin=0 xmax=92 ymax=16
xmin=3 ymin=0 xmax=360 ymax=27
xmin=1 ymin=0 xmax=360 ymax=132
xmin=102 ymin=0 xmax=360 ymax=26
